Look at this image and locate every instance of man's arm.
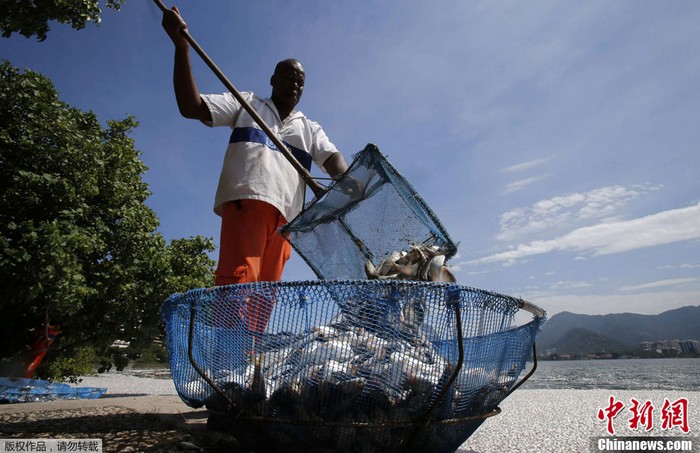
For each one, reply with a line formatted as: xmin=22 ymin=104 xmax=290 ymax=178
xmin=323 ymin=153 xmax=363 ymax=196
xmin=161 ymin=6 xmax=212 ymax=122
xmin=322 ymin=152 xmax=349 ymax=178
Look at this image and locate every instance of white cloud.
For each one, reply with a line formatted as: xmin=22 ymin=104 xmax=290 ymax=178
xmin=659 ymin=263 xmax=700 ymax=270
xmin=501 ymin=157 xmax=553 ymax=173
xmin=503 ymin=174 xmax=551 ymax=194
xmin=497 ymin=184 xmax=661 ymax=241
xmin=471 ymin=201 xmax=700 ymax=266
xmin=550 ymin=280 xmax=595 ymax=290
xmin=529 ymin=290 xmax=700 ymax=317
xmin=619 ymin=277 xmax=698 ymax=292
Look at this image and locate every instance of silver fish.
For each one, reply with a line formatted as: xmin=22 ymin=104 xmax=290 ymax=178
xmin=401 ymin=297 xmax=426 ymax=332
xmin=364 ymin=244 xmax=456 ymax=282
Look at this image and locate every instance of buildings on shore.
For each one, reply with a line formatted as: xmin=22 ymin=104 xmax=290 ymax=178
xmin=640 ymin=339 xmax=700 ymax=355
xmin=543 ymin=338 xmax=700 ymax=360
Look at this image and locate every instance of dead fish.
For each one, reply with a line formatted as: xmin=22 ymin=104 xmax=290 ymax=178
xmin=310 ymin=325 xmax=340 ymax=341
xmin=400 ymin=377 xmax=436 ymax=418
xmin=247 ymin=353 xmax=266 ymax=403
xmin=374 ymin=359 xmax=409 ymax=393
xmin=184 ymin=377 xmax=210 ymax=398
xmin=401 ymin=297 xmax=426 ymax=331
xmin=421 ymin=254 xmax=457 ymax=282
xmin=454 ymin=366 xmax=498 ymax=391
xmin=366 ymin=261 xmax=419 ymax=280
xmin=364 ymin=244 xmax=456 ymax=282
xmin=320 ymin=360 xmax=354 ymax=383
xmin=301 ymin=338 xmax=355 ymax=366
xmin=267 ymin=383 xmax=304 ymax=419
xmin=364 ymin=249 xmax=409 ymax=280
xmin=395 ymin=354 xmax=441 ymax=384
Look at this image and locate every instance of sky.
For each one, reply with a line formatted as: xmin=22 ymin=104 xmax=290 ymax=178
xmin=2 ymin=0 xmax=699 ymax=318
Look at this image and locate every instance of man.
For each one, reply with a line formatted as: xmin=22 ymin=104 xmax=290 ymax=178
xmin=162 ymin=6 xmax=353 ymax=331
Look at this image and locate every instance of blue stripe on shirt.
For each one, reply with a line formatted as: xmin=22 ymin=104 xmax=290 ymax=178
xmin=229 ymin=127 xmax=313 ymax=171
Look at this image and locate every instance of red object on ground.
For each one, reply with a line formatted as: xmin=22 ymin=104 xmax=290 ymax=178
xmin=24 ymin=324 xmax=61 ymax=378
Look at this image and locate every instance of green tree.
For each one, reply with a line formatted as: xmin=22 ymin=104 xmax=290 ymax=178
xmin=1 ymin=0 xmax=125 ymax=41
xmin=0 ymin=61 xmax=215 ymax=379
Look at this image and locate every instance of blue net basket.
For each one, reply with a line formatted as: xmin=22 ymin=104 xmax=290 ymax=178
xmin=162 ymin=280 xmax=545 ymax=453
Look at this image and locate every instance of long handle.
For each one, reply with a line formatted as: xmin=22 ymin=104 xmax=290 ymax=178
xmin=153 ymin=0 xmax=326 ymax=197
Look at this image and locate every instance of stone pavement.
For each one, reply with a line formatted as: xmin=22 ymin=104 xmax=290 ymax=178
xmin=0 ymin=395 xmax=244 ymax=452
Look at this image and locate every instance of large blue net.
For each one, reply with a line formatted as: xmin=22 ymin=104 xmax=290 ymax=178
xmin=162 ymin=280 xmax=545 ymax=453
xmin=281 ymin=144 xmax=458 ymax=280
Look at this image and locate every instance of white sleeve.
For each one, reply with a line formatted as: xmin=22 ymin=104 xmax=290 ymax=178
xmin=200 ymin=92 xmax=252 ymax=127
xmin=308 ymin=120 xmax=340 ymax=171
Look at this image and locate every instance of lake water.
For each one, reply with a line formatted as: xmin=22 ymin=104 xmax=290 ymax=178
xmin=521 ymin=358 xmax=700 ymax=391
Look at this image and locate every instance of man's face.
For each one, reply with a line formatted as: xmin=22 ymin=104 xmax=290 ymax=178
xmin=271 ymin=60 xmax=305 ymax=111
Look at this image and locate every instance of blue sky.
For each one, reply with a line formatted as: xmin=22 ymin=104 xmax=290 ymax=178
xmin=3 ymin=0 xmax=699 ymax=317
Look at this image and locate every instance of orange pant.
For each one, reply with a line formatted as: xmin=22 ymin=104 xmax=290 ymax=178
xmin=215 ymin=199 xmax=292 ymax=332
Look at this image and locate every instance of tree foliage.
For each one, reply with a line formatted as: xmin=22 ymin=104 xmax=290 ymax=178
xmin=1 ymin=0 xmax=126 ymax=41
xmin=0 ymin=61 xmax=215 ymax=379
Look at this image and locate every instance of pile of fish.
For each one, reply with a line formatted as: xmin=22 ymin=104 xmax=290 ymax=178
xmin=186 ymin=246 xmax=517 ymax=450
xmin=364 ymin=244 xmax=456 ymax=283
xmin=204 ymin=303 xmax=452 ymax=413
xmin=197 ymin=295 xmax=517 ymax=451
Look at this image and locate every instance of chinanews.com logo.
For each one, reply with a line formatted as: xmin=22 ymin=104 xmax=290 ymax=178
xmin=593 ymin=437 xmax=696 ymax=452
xmin=592 ymin=395 xmax=697 ymax=452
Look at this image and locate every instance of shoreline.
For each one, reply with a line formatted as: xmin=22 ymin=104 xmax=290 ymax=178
xmin=2 ymin=374 xmax=698 ymax=452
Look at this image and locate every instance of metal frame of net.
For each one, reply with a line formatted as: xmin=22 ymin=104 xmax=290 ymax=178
xmin=281 ymin=144 xmax=458 ymax=280
xmin=162 ymin=280 xmax=545 ymax=453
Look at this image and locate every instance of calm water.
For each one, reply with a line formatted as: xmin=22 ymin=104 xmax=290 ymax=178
xmin=521 ymin=358 xmax=700 ymax=391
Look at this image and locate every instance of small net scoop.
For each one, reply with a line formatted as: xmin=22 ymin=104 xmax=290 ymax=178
xmin=282 ymin=144 xmax=458 ymax=281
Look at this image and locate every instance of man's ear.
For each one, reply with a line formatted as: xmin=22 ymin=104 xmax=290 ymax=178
xmin=270 ymin=74 xmax=276 ymax=87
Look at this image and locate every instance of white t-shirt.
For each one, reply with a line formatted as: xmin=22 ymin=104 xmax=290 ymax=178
xmin=201 ymin=91 xmax=340 ymax=221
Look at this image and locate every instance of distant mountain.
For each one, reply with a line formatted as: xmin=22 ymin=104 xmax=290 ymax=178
xmin=537 ymin=305 xmax=700 ymax=355
xmin=550 ymin=327 xmax=632 ymax=356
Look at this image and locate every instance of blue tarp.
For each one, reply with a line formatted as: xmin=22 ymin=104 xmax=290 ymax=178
xmin=0 ymin=377 xmax=106 ymax=403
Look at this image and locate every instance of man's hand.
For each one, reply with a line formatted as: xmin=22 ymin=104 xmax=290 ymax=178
xmin=335 ymin=175 xmax=364 ymax=198
xmin=162 ymin=6 xmax=188 ymax=49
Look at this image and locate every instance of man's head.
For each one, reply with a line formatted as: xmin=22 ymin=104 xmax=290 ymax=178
xmin=270 ymin=59 xmax=305 ymax=117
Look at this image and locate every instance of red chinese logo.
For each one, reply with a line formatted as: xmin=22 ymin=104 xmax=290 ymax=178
xmin=597 ymin=396 xmax=625 ymax=435
xmin=597 ymin=396 xmax=690 ymax=435
xmin=628 ymin=398 xmax=654 ymax=432
xmin=660 ymin=398 xmax=689 ymax=433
